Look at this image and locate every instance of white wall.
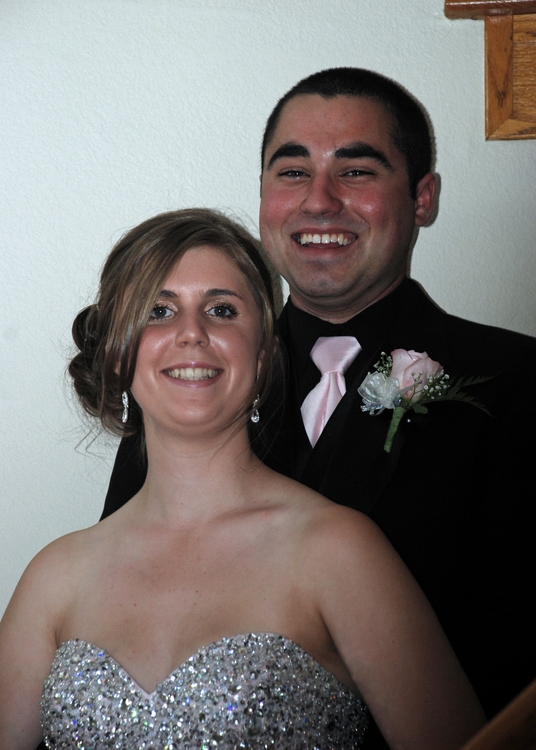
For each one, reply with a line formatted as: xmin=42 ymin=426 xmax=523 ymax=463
xmin=1 ymin=0 xmax=534 ymax=615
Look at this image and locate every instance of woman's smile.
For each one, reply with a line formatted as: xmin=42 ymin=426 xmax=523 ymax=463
xmin=164 ymin=366 xmax=221 ymax=381
xmin=130 ymin=244 xmax=263 ymax=430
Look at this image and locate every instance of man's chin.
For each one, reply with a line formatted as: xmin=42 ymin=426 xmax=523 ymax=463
xmin=289 ymin=285 xmax=362 ymax=322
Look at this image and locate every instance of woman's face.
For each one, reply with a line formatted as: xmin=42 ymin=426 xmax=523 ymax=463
xmin=131 ymin=245 xmax=263 ymax=437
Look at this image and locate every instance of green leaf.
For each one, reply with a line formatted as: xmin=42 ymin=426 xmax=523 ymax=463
xmin=413 ymin=403 xmax=428 ymax=414
xmin=419 ymin=374 xmax=496 ymax=416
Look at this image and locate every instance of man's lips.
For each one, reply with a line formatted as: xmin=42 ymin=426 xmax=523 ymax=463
xmin=164 ymin=367 xmax=221 ymax=381
xmin=293 ymin=232 xmax=356 ymax=247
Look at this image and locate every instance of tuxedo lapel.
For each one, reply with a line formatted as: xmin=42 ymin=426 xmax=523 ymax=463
xmin=293 ymin=282 xmax=455 ymax=510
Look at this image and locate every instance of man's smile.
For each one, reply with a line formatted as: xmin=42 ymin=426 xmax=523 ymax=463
xmin=294 ymin=232 xmax=356 ymax=247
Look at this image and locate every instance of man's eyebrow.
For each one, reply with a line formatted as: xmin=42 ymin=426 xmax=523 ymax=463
xmin=156 ymin=288 xmax=242 ymax=300
xmin=266 ymin=143 xmax=309 ymax=170
xmin=335 ymin=142 xmax=393 ymax=170
xmin=265 ymin=141 xmax=393 ymax=171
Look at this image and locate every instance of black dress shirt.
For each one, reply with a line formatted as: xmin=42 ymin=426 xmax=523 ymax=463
xmin=286 ymin=278 xmax=411 ymax=406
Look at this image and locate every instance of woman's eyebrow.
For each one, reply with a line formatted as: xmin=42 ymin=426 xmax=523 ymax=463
xmin=205 ymin=288 xmax=242 ymax=300
xmin=156 ymin=288 xmax=242 ymax=299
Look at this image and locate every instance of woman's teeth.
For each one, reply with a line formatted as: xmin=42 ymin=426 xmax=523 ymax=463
xmin=166 ymin=367 xmax=218 ymax=381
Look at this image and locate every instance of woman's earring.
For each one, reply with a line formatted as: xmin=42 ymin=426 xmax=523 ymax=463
xmin=250 ymin=395 xmax=260 ymax=424
xmin=121 ymin=391 xmax=129 ymax=424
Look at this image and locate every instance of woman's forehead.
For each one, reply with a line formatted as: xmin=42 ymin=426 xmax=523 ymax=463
xmin=160 ymin=245 xmax=252 ymax=294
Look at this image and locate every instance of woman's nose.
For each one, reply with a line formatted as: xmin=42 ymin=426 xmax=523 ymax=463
xmin=174 ymin=311 xmax=209 ymax=347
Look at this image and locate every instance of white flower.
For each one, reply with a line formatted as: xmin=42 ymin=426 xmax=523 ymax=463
xmin=358 ymin=372 xmax=405 ymax=415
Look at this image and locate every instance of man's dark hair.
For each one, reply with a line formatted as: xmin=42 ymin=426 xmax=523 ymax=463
xmin=261 ymin=67 xmax=434 ymax=198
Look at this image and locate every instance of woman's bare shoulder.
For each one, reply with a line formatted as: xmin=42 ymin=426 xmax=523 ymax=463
xmin=261 ymin=467 xmax=384 ymax=559
xmin=9 ymin=522 xmax=110 ymax=608
xmin=302 ymin=499 xmax=388 ymax=573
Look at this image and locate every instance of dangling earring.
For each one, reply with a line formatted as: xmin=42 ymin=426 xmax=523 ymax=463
xmin=250 ymin=395 xmax=260 ymax=424
xmin=121 ymin=391 xmax=129 ymax=424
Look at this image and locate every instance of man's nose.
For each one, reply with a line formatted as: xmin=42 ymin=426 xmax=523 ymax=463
xmin=174 ymin=311 xmax=209 ymax=347
xmin=300 ymin=174 xmax=343 ymax=216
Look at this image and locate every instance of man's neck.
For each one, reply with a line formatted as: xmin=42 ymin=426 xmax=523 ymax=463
xmin=284 ymin=278 xmax=413 ymax=390
xmin=288 ymin=276 xmax=406 ymax=324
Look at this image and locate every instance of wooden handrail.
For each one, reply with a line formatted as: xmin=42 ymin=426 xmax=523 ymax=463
xmin=446 ymin=1 xmax=536 ymax=19
xmin=460 ymin=679 xmax=536 ymax=750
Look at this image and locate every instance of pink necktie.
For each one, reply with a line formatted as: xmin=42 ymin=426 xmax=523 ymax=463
xmin=301 ymin=336 xmax=361 ymax=447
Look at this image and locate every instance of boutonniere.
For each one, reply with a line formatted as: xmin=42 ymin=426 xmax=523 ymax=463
xmin=358 ymin=349 xmax=492 ymax=453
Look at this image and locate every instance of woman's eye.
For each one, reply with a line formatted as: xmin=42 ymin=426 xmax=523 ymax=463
xmin=207 ymin=304 xmax=237 ymax=319
xmin=150 ymin=305 xmax=173 ymax=321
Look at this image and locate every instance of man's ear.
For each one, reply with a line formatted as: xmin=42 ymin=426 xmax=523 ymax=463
xmin=414 ymin=172 xmax=436 ymax=227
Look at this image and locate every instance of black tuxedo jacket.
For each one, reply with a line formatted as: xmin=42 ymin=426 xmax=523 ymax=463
xmin=259 ymin=280 xmax=536 ymax=721
xmin=102 ymin=279 xmax=536 ymax=731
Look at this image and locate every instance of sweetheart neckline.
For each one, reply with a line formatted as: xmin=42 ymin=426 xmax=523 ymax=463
xmin=56 ymin=632 xmax=356 ymax=700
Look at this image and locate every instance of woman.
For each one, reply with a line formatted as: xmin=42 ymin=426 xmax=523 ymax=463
xmin=0 ymin=209 xmax=485 ymax=748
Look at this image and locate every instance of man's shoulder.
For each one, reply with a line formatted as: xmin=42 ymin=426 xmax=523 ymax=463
xmin=436 ymin=305 xmax=536 ymax=372
xmin=402 ymin=280 xmax=536 ymax=369
xmin=443 ymin=306 xmax=535 ymax=342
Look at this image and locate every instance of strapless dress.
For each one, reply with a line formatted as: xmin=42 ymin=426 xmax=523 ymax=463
xmin=41 ymin=632 xmax=368 ymax=748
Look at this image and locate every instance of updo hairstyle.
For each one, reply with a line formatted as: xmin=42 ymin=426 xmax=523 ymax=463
xmin=68 ymin=208 xmax=281 ymax=436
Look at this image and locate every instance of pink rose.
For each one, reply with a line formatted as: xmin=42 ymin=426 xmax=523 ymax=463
xmin=390 ymin=349 xmax=443 ymax=401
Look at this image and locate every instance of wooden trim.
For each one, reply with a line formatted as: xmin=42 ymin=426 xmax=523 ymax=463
xmin=446 ymin=2 xmax=536 ymax=139
xmin=446 ymin=1 xmax=536 ymax=19
xmin=486 ymin=14 xmax=536 ymax=138
xmin=460 ymin=679 xmax=536 ymax=750
xmin=486 ymin=14 xmax=514 ymax=133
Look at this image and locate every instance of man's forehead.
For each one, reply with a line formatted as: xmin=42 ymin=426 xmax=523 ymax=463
xmin=267 ymin=94 xmax=393 ymax=142
xmin=265 ymin=94 xmax=398 ymax=167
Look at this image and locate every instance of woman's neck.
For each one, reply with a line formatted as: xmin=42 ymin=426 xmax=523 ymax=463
xmin=129 ymin=422 xmax=267 ymax=527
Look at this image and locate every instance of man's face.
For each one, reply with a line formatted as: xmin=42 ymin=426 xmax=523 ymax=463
xmin=259 ymin=94 xmax=435 ymax=322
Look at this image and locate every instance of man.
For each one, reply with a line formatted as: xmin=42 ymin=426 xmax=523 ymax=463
xmin=103 ymin=69 xmax=536 ymax=740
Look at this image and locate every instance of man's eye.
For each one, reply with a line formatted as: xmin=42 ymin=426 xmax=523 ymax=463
xmin=207 ymin=304 xmax=237 ymax=319
xmin=149 ymin=305 xmax=173 ymax=321
xmin=279 ymin=169 xmax=307 ymax=178
xmin=343 ymin=168 xmax=373 ymax=177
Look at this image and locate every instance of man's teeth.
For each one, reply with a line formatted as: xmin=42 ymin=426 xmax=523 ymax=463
xmin=166 ymin=367 xmax=218 ymax=381
xmin=298 ymin=233 xmax=352 ymax=246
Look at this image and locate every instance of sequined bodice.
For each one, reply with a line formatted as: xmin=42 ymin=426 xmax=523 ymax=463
xmin=41 ymin=633 xmax=368 ymax=748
